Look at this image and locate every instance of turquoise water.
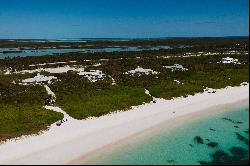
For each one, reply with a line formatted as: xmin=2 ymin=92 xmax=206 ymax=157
xmin=84 ymin=103 xmax=249 ymax=165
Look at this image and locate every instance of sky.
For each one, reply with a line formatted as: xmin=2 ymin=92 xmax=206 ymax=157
xmin=0 ymin=0 xmax=249 ymax=39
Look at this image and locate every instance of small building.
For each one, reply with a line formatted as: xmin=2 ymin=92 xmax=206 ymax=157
xmin=21 ymin=74 xmax=57 ymax=85
xmin=220 ymin=57 xmax=239 ymax=64
xmin=164 ymin=64 xmax=188 ymax=72
xmin=78 ymin=70 xmax=105 ymax=82
xmin=125 ymin=66 xmax=158 ymax=76
xmin=92 ymin=63 xmax=101 ymax=67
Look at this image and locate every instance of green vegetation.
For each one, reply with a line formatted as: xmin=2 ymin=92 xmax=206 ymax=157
xmin=148 ymin=67 xmax=249 ymax=99
xmin=48 ymin=74 xmax=152 ymax=119
xmin=53 ymin=82 xmax=151 ymax=119
xmin=0 ymin=104 xmax=62 ymax=142
xmin=0 ymin=81 xmax=63 ymax=142
xmin=47 ymin=53 xmax=248 ymax=119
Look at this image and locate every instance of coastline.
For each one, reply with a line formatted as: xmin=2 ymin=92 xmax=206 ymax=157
xmin=0 ymin=84 xmax=249 ymax=164
xmin=77 ymin=99 xmax=249 ymax=165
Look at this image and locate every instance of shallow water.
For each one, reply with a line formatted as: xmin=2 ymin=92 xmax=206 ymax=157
xmin=84 ymin=103 xmax=249 ymax=165
xmin=0 ymin=46 xmax=171 ymax=59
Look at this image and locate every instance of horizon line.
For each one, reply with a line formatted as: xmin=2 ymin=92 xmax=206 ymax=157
xmin=0 ymin=36 xmax=249 ymax=40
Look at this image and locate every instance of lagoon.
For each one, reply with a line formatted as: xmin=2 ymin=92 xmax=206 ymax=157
xmin=0 ymin=45 xmax=171 ymax=59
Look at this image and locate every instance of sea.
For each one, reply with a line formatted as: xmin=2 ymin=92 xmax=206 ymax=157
xmin=82 ymin=102 xmax=249 ymax=165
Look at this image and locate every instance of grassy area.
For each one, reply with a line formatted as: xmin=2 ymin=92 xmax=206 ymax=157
xmin=0 ymin=104 xmax=63 ymax=142
xmin=0 ymin=82 xmax=63 ymax=142
xmin=50 ymin=75 xmax=152 ymax=119
xmin=148 ymin=68 xmax=249 ymax=99
xmin=56 ymin=86 xmax=151 ymax=119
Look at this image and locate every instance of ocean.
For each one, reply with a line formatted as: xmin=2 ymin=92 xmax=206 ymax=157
xmin=83 ymin=102 xmax=249 ymax=165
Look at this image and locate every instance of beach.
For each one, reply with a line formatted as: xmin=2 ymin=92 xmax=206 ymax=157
xmin=79 ymin=100 xmax=249 ymax=165
xmin=0 ymin=84 xmax=249 ymax=164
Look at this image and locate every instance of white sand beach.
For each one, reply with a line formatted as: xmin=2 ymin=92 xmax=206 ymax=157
xmin=0 ymin=84 xmax=249 ymax=165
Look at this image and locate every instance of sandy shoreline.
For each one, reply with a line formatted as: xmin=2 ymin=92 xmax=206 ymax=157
xmin=77 ymin=99 xmax=249 ymax=164
xmin=0 ymin=84 xmax=249 ymax=164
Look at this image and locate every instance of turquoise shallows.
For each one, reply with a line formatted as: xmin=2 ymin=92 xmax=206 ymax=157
xmin=84 ymin=103 xmax=249 ymax=165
